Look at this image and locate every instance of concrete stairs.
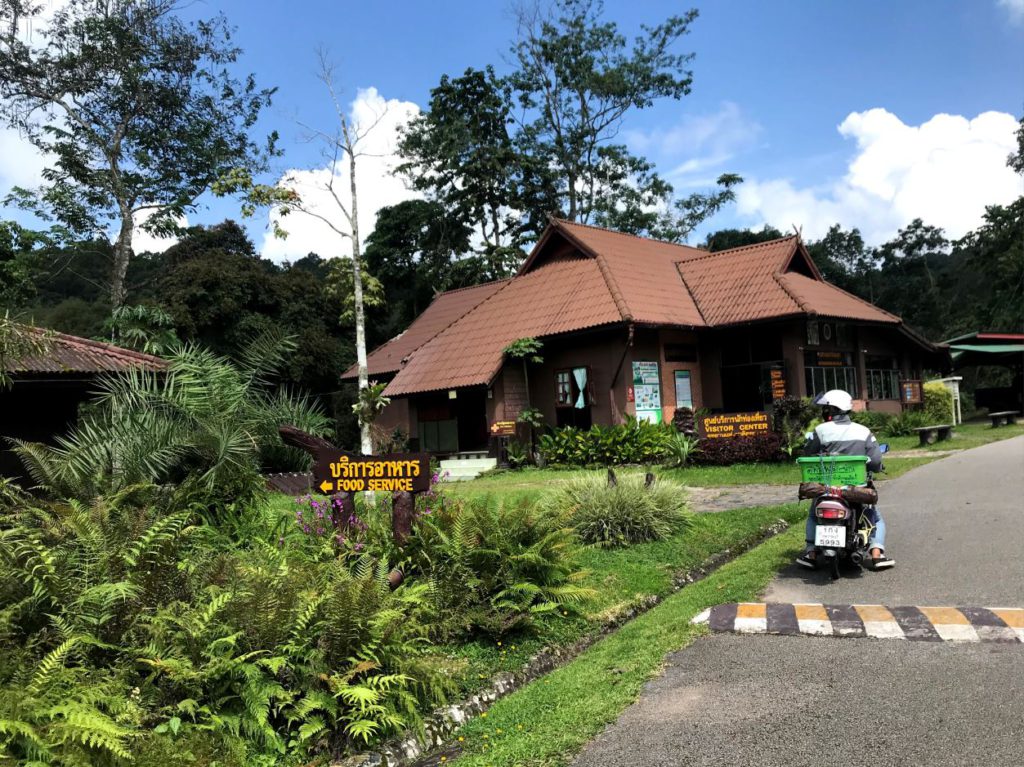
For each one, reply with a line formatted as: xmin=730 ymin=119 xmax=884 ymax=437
xmin=439 ymin=452 xmax=497 ymax=482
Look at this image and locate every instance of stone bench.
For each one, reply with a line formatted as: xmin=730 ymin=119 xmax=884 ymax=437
xmin=912 ymin=424 xmax=954 ymax=446
xmin=988 ymin=410 xmax=1020 ymax=428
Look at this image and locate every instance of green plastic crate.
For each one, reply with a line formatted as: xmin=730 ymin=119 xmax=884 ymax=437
xmin=797 ymin=455 xmax=868 ymax=485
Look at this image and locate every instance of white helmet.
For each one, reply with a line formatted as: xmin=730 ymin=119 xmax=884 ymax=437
xmin=816 ymin=389 xmax=853 ymax=412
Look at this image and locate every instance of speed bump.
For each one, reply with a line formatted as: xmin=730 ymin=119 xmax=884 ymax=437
xmin=692 ymin=603 xmax=1024 ymax=643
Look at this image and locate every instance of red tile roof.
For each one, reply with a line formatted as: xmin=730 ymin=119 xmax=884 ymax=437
xmin=343 ymin=279 xmax=508 ymax=380
xmin=385 ymin=257 xmax=620 ymax=396
xmin=372 ymin=222 xmax=905 ymax=397
xmin=10 ymin=328 xmax=168 ymax=375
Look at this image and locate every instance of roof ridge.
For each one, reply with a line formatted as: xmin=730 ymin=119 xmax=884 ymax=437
xmin=553 ymin=218 xmax=707 ymax=254
xmin=772 ymin=272 xmax=812 ymax=315
xmin=674 ymin=265 xmax=708 ymax=326
xmin=435 ymin=277 xmax=512 ymax=296
xmin=28 ymin=326 xmax=168 ymax=366
xmin=780 ymin=271 xmax=901 ymax=322
xmin=551 ymin=221 xmax=633 ymax=321
xmin=676 ymin=235 xmax=800 ymax=266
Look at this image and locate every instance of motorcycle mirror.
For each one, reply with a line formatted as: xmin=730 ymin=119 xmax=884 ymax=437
xmin=879 ymin=443 xmax=890 ymax=454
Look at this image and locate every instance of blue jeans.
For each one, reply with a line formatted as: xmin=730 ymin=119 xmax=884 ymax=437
xmin=805 ymin=505 xmax=886 ymax=552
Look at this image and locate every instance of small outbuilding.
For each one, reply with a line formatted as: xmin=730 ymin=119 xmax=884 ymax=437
xmin=344 ymin=221 xmax=946 ymax=455
xmin=0 ymin=328 xmax=167 ymax=480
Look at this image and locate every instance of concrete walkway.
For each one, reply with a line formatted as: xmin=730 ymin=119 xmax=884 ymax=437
xmin=574 ymin=437 xmax=1024 ymax=767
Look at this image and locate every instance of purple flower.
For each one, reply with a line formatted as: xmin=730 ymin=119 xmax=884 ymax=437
xmin=354 ymin=542 xmax=364 ymax=551
xmin=303 ymin=525 xmax=310 ymax=533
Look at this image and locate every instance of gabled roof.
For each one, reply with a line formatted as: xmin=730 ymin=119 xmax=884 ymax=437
xmin=374 ymin=221 xmax=911 ymax=397
xmin=342 ymin=279 xmax=508 ymax=380
xmin=385 ymin=256 xmax=620 ymax=396
xmin=10 ymin=328 xmax=167 ymax=375
xmin=676 ymin=236 xmax=898 ymax=326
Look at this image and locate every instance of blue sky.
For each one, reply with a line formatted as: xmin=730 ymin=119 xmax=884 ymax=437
xmin=2 ymin=0 xmax=1023 ymax=257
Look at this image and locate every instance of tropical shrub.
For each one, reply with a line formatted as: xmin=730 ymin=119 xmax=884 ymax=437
xmin=771 ymin=396 xmax=820 ymax=456
xmin=852 ymin=410 xmax=894 ymax=434
xmin=406 ymin=495 xmax=594 ymax=639
xmin=0 ymin=485 xmax=449 ymax=765
xmin=663 ymin=431 xmax=700 ymax=468
xmin=548 ymin=474 xmax=691 ymax=548
xmin=12 ymin=331 xmax=330 ymax=507
xmin=537 ymin=417 xmax=673 ymax=466
xmin=923 ymin=380 xmax=955 ymax=424
xmin=671 ymin=406 xmax=697 ymax=435
xmin=883 ymin=410 xmax=931 ymax=436
xmin=693 ymin=431 xmax=785 ymax=465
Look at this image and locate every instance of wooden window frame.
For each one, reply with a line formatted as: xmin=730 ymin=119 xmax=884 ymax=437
xmin=555 ymin=366 xmax=594 ymax=409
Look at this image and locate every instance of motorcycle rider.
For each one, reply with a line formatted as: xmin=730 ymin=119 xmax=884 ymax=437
xmin=796 ymin=389 xmax=896 ymax=571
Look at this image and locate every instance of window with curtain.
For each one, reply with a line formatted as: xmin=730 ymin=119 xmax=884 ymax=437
xmin=555 ymin=367 xmax=592 ymax=408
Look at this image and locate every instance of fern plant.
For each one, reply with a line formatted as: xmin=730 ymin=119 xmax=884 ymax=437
xmin=410 ymin=496 xmax=594 ymax=639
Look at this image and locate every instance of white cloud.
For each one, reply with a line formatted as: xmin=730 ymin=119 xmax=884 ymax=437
xmin=625 ymin=101 xmax=761 ymax=183
xmin=131 ymin=209 xmax=185 ymax=254
xmin=997 ymin=0 xmax=1024 ymax=24
xmin=735 ymin=109 xmax=1023 ymax=244
xmin=259 ymin=87 xmax=421 ymax=262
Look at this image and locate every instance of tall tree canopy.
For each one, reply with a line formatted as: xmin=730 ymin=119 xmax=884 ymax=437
xmin=0 ymin=0 xmax=276 ymax=310
xmin=398 ymin=0 xmax=742 ymax=275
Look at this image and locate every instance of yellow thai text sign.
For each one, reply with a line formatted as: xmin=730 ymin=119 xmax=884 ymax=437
xmin=313 ymin=452 xmax=431 ymax=494
xmin=699 ymin=412 xmax=771 ymax=440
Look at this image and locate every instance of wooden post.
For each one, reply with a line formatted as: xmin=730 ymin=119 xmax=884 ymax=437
xmin=607 ymin=468 xmax=617 ymax=487
xmin=645 ymin=472 xmax=656 ymax=488
xmin=392 ymin=491 xmax=415 ymax=547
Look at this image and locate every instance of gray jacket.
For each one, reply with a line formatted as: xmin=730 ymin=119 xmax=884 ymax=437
xmin=803 ymin=414 xmax=883 ymax=472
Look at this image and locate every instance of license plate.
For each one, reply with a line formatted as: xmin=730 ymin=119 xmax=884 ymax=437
xmin=815 ymin=525 xmax=846 ymax=548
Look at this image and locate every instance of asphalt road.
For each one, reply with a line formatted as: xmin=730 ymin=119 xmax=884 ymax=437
xmin=573 ymin=436 xmax=1024 ymax=767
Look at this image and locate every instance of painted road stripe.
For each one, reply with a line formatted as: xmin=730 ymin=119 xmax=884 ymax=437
xmin=695 ymin=604 xmax=1024 ymax=644
xmin=766 ymin=603 xmax=800 ymax=635
xmin=916 ymin=606 xmax=979 ymax=642
xmin=734 ymin=602 xmax=768 ymax=633
xmin=823 ymin=606 xmax=864 ymax=634
xmin=958 ymin=606 xmax=1020 ymax=643
xmin=853 ymin=604 xmax=906 ymax=639
xmin=989 ymin=609 xmax=1024 ymax=643
xmin=794 ymin=603 xmax=833 ymax=636
xmin=888 ymin=605 xmax=942 ymax=642
xmin=824 ymin=604 xmax=866 ymax=637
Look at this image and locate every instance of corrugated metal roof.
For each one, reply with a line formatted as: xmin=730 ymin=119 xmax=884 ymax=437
xmin=10 ymin=328 xmax=168 ymax=375
xmin=385 ymin=257 xmax=621 ymax=396
xmin=342 ymin=279 xmax=508 ymax=380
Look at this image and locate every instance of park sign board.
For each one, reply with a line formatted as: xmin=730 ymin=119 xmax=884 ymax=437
xmin=699 ymin=411 xmax=771 ymax=440
xmin=313 ymin=451 xmax=431 ymax=494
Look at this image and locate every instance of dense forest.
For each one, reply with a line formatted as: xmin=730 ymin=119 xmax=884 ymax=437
xmin=1 ymin=0 xmax=1021 ymax=448
xmin=3 ymin=195 xmax=1021 ymax=446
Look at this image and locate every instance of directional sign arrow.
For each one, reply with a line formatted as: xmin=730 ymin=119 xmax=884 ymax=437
xmin=319 ymin=480 xmax=333 ymax=494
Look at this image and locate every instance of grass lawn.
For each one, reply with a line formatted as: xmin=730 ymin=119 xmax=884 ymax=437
xmin=439 ymin=502 xmax=804 ymax=696
xmin=449 ymin=524 xmax=806 ymax=766
xmin=882 ymin=419 xmax=1024 ymax=452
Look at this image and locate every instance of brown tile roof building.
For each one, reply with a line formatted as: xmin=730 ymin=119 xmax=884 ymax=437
xmin=347 ymin=220 xmax=907 ymax=397
xmin=10 ymin=328 xmax=168 ymax=375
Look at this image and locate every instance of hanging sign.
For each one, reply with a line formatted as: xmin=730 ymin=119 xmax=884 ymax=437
xmin=314 ymin=451 xmax=431 ymax=494
xmin=698 ymin=412 xmax=771 ymax=440
xmin=632 ymin=361 xmax=662 ymax=423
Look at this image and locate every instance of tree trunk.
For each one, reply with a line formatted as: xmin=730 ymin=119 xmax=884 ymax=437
xmin=348 ymin=147 xmax=373 ymax=457
xmin=111 ymin=209 xmax=134 ymax=312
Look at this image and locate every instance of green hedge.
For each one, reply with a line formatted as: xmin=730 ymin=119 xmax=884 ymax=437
xmin=538 ymin=418 xmax=672 ymax=466
xmin=923 ymin=380 xmax=955 ymax=424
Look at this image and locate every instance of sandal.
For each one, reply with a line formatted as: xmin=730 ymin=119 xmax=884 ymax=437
xmin=796 ymin=553 xmax=817 ymax=569
xmin=870 ymin=556 xmax=895 ymax=570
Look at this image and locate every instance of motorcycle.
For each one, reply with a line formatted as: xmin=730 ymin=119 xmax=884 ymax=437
xmin=799 ymin=444 xmax=888 ymax=580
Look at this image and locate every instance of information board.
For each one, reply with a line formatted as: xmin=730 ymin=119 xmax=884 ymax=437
xmin=900 ymin=379 xmax=923 ymax=405
xmin=632 ymin=360 xmax=662 ymax=423
xmin=314 ymin=452 xmax=431 ymax=494
xmin=769 ymin=367 xmax=786 ymax=400
xmin=698 ymin=412 xmax=771 ymax=440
